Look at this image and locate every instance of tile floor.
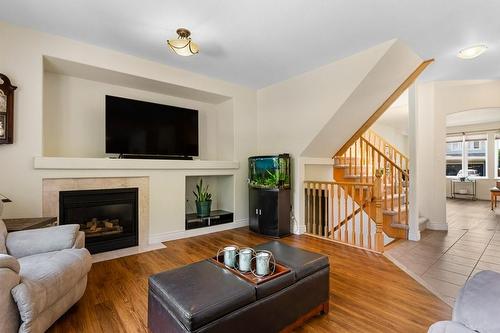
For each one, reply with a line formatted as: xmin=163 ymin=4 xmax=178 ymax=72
xmin=386 ymin=198 xmax=500 ymax=306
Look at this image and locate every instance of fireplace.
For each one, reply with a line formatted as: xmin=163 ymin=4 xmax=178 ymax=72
xmin=59 ymin=188 xmax=139 ymax=254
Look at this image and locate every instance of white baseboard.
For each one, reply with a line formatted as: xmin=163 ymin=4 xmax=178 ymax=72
xmin=408 ymin=229 xmax=421 ymax=241
xmin=149 ymin=219 xmax=249 ymax=244
xmin=426 ymin=222 xmax=448 ymax=231
xmin=293 ymin=223 xmax=306 ymax=235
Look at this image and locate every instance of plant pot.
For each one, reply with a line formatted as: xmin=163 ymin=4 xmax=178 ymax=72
xmin=196 ymin=200 xmax=212 ymax=217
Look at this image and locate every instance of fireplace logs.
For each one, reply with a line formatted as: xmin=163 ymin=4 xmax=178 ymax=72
xmin=81 ymin=218 xmax=123 ymax=238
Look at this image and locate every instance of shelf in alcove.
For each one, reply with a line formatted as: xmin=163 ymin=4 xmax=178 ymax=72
xmin=185 ymin=210 xmax=234 ymax=230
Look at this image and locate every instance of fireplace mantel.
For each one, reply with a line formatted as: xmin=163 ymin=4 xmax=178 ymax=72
xmin=34 ymin=157 xmax=239 ymax=171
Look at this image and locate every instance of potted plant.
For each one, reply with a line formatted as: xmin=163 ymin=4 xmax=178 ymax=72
xmin=193 ymin=178 xmax=212 ymax=217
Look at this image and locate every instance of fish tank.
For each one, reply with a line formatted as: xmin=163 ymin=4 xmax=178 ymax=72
xmin=248 ymin=154 xmax=290 ymax=189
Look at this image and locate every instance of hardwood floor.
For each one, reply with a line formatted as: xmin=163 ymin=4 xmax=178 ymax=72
xmin=48 ymin=228 xmax=451 ymax=333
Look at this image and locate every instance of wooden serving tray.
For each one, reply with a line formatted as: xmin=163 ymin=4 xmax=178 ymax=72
xmin=210 ymin=254 xmax=291 ymax=285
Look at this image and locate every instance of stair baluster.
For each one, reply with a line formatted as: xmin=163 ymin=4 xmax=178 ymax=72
xmin=303 ymin=181 xmax=383 ymax=253
xmin=333 ymin=131 xmax=410 ymax=240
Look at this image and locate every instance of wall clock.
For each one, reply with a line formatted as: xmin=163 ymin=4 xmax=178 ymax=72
xmin=0 ymin=73 xmax=17 ymax=144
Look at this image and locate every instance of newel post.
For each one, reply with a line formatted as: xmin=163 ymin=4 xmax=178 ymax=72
xmin=374 ymin=170 xmax=384 ymax=253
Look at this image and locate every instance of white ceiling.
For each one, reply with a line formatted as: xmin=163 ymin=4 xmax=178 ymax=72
xmin=0 ymin=0 xmax=499 ymax=88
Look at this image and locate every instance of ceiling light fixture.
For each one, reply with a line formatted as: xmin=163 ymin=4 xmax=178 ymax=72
xmin=167 ymin=28 xmax=199 ymax=57
xmin=457 ymin=44 xmax=488 ymax=59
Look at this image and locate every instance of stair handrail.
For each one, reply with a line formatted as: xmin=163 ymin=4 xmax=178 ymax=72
xmin=364 ymin=130 xmax=409 ymax=171
xmin=360 ymin=137 xmax=409 ymax=179
xmin=303 ymin=180 xmax=373 ymax=186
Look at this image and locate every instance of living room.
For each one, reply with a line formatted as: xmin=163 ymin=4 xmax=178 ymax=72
xmin=1 ymin=1 xmax=500 ymax=333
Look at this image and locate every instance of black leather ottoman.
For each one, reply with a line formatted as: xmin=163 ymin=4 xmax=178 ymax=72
xmin=148 ymin=241 xmax=329 ymax=333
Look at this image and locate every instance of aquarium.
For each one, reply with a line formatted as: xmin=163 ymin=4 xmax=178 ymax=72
xmin=248 ymin=154 xmax=290 ymax=189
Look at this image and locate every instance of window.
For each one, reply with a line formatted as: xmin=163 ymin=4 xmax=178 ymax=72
xmin=466 ymin=134 xmax=487 ymax=177
xmin=446 ymin=133 xmax=487 ymax=178
xmin=446 ymin=136 xmax=463 ymax=176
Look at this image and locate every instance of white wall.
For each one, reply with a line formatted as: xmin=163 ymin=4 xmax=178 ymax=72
xmin=43 ymin=72 xmax=222 ymax=159
xmin=0 ymin=22 xmax=257 ymax=241
xmin=257 ymin=40 xmax=394 ymax=158
xmin=447 ymin=121 xmax=500 ymax=134
xmin=257 ymin=39 xmax=422 ymax=233
xmin=417 ymin=80 xmax=500 ymax=229
xmin=371 ymin=122 xmax=409 ymax=155
xmin=255 ymin=39 xmax=421 ymax=160
xmin=416 ymin=82 xmax=446 ymax=229
xmin=304 ymin=164 xmax=334 ymax=182
xmin=0 ymin=21 xmax=431 ymax=241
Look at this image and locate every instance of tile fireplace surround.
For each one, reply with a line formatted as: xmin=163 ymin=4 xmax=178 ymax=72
xmin=42 ymin=177 xmax=155 ymax=261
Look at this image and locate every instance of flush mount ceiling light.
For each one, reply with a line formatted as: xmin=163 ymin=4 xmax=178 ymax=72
xmin=167 ymin=28 xmax=199 ymax=57
xmin=457 ymin=44 xmax=488 ymax=59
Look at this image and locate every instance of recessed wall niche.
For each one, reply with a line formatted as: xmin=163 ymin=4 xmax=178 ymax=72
xmin=42 ymin=56 xmax=234 ymax=161
xmin=185 ymin=175 xmax=234 ymax=215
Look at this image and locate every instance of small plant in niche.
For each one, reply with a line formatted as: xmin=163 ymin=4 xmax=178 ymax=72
xmin=193 ymin=178 xmax=212 ymax=217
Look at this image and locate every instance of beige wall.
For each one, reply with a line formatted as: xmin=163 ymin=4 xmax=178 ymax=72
xmin=0 ymin=22 xmax=257 ymax=241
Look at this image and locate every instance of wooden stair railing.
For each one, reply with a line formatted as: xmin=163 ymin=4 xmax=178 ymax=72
xmin=304 ymin=175 xmax=384 ymax=253
xmin=364 ymin=130 xmax=409 ymax=173
xmin=331 ymin=203 xmax=366 ymax=233
xmin=334 ymin=134 xmax=409 ymax=239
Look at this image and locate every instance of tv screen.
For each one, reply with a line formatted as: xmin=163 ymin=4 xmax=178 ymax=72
xmin=105 ymin=95 xmax=199 ymax=157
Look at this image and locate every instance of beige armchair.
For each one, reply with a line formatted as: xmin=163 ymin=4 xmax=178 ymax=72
xmin=0 ymin=219 xmax=91 ymax=333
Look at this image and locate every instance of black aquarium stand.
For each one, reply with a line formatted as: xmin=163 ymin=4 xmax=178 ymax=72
xmin=249 ymin=187 xmax=290 ymax=238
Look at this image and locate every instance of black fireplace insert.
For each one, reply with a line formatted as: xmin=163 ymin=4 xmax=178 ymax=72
xmin=59 ymin=188 xmax=139 ymax=254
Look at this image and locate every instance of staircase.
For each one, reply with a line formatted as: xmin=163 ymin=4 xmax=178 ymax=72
xmin=302 ymin=58 xmax=433 ymax=253
xmin=333 ymin=130 xmax=409 ymax=239
xmin=304 ymin=131 xmax=414 ymax=253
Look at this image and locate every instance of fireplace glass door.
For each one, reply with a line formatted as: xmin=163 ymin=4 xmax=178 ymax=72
xmin=59 ymin=188 xmax=138 ymax=254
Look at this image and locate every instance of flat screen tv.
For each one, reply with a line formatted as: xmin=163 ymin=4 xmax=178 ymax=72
xmin=105 ymin=95 xmax=199 ymax=157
